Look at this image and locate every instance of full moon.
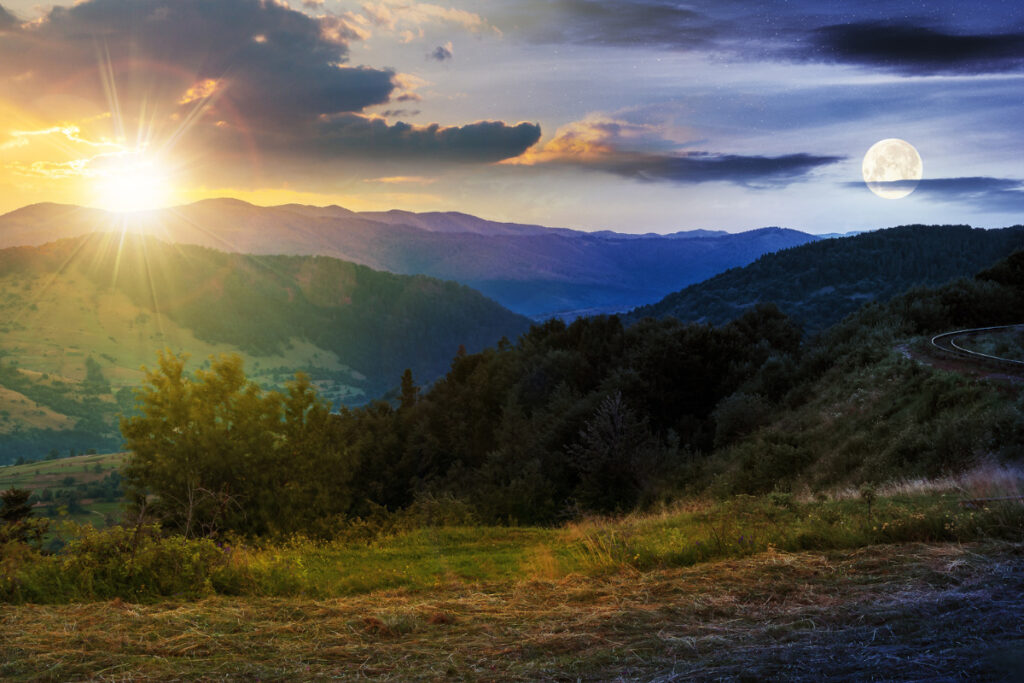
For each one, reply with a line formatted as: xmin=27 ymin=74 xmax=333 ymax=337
xmin=862 ymin=138 xmax=923 ymax=199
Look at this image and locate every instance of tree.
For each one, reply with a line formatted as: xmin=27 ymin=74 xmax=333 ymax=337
xmin=84 ymin=356 xmax=111 ymax=394
xmin=121 ymin=350 xmax=357 ymax=538
xmin=122 ymin=351 xmax=281 ymax=537
xmin=399 ymin=368 xmax=419 ymax=410
xmin=0 ymin=487 xmax=33 ymax=524
xmin=1 ymin=487 xmax=47 ymax=545
xmin=566 ymin=393 xmax=667 ymax=513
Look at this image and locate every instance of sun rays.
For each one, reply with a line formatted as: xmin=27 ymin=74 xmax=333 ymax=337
xmin=92 ymin=152 xmax=172 ymax=213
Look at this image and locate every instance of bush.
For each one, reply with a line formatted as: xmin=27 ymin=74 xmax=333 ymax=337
xmin=1 ymin=523 xmax=224 ymax=603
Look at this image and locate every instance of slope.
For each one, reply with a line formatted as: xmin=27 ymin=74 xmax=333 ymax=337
xmin=626 ymin=224 xmax=1024 ymax=333
xmin=0 ymin=233 xmax=530 ymax=463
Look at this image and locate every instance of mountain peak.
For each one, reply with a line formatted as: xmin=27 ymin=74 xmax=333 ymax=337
xmin=185 ymin=197 xmax=259 ymax=210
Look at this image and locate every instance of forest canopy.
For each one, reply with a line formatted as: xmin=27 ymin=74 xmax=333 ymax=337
xmin=122 ymin=251 xmax=1024 ymax=535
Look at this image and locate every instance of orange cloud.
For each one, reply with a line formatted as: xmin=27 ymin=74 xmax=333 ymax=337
xmin=366 ymin=175 xmax=437 ymax=185
xmin=178 ymin=79 xmax=224 ymax=105
xmin=506 ymin=115 xmax=657 ymax=165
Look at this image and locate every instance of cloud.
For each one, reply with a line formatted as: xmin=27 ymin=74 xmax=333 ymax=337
xmin=0 ymin=0 xmax=542 ymax=188
xmin=297 ymin=115 xmax=541 ymax=163
xmin=503 ymin=1 xmax=1024 ymax=77
xmin=360 ymin=2 xmax=496 ymax=36
xmin=593 ymin=151 xmax=843 ymax=186
xmin=514 ymin=115 xmax=841 ymax=186
xmin=512 ymin=0 xmax=717 ymax=50
xmin=0 ymin=0 xmax=394 ymax=127
xmin=850 ymin=177 xmax=1024 ymax=211
xmin=0 ymin=4 xmax=16 ymax=29
xmin=429 ymin=42 xmax=454 ymax=62
xmin=803 ymin=22 xmax=1024 ymax=74
xmin=377 ymin=109 xmax=421 ymax=118
xmin=367 ymin=176 xmax=437 ymax=185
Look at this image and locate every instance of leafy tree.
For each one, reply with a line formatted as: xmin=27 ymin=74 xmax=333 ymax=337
xmin=122 ymin=351 xmax=281 ymax=537
xmin=83 ymin=356 xmax=111 ymax=394
xmin=121 ymin=351 xmax=357 ymax=538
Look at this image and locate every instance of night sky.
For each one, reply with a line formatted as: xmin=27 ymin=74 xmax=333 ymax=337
xmin=1 ymin=0 xmax=1022 ymax=233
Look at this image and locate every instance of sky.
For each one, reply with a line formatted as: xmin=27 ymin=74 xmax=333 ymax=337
xmin=1 ymin=0 xmax=1023 ymax=234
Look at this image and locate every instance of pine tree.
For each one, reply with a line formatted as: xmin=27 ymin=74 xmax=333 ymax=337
xmin=0 ymin=487 xmax=33 ymax=524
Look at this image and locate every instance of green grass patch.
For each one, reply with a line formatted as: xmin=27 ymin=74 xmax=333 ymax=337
xmin=3 ymin=493 xmax=1022 ymax=604
xmin=0 ymin=452 xmax=126 ymax=489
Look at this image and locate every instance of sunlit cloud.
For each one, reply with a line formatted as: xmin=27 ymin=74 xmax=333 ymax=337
xmin=178 ymin=79 xmax=224 ymax=106
xmin=507 ymin=113 xmax=840 ymax=187
xmin=361 ymin=1 xmax=497 ymax=36
xmin=367 ymin=175 xmax=438 ymax=185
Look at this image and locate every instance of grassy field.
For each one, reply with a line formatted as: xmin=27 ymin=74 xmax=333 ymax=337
xmin=0 ymin=451 xmax=126 ymax=527
xmin=0 ymin=451 xmax=125 ymax=488
xmin=2 ymin=541 xmax=1022 ymax=681
xmin=3 ymin=475 xmax=1023 ymax=679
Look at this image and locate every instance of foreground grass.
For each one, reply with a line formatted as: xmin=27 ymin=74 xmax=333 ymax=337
xmin=3 ymin=494 xmax=1024 ymax=604
xmin=3 ymin=541 xmax=1023 ymax=681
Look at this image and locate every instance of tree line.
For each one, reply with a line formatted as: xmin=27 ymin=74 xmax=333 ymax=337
xmin=110 ymin=249 xmax=1024 ymax=538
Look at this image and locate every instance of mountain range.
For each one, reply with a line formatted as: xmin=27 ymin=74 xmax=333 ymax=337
xmin=0 ymin=233 xmax=529 ymax=463
xmin=627 ymin=224 xmax=1024 ymax=334
xmin=0 ymin=200 xmax=821 ymax=319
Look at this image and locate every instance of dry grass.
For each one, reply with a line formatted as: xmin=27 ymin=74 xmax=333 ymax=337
xmin=3 ymin=541 xmax=1022 ymax=681
xmin=803 ymin=461 xmax=1024 ymax=503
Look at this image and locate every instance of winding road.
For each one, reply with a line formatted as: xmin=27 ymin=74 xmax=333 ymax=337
xmin=929 ymin=325 xmax=1024 ymax=368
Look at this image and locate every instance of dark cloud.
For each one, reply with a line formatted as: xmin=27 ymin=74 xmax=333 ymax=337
xmin=589 ymin=151 xmax=844 ymax=186
xmin=514 ymin=0 xmax=719 ymax=49
xmin=429 ymin=44 xmax=454 ymax=62
xmin=0 ymin=3 xmax=16 ymax=29
xmin=508 ymin=1 xmax=1024 ymax=76
xmin=850 ymin=177 xmax=1024 ymax=211
xmin=804 ymin=22 xmax=1024 ymax=74
xmin=300 ymin=115 xmax=541 ymax=163
xmin=378 ymin=109 xmax=422 ymax=118
xmin=0 ymin=0 xmax=544 ymax=181
xmin=0 ymin=0 xmax=394 ymax=125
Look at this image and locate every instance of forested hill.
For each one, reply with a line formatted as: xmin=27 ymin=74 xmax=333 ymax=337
xmin=271 ymin=250 xmax=1024 ymax=530
xmin=625 ymin=225 xmax=1024 ymax=333
xmin=0 ymin=233 xmax=530 ymax=462
xmin=1 ymin=232 xmax=530 ymax=388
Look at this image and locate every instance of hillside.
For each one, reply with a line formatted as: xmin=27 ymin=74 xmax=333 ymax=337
xmin=288 ymin=249 xmax=1024 ymax=526
xmin=0 ymin=233 xmax=529 ymax=463
xmin=0 ymin=200 xmax=820 ymax=319
xmin=626 ymin=224 xmax=1024 ymax=333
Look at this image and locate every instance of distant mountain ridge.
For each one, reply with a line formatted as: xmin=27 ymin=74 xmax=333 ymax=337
xmin=626 ymin=224 xmax=1024 ymax=333
xmin=0 ymin=200 xmax=822 ymax=319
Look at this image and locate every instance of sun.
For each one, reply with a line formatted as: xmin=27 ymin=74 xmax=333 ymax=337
xmin=93 ymin=153 xmax=173 ymax=213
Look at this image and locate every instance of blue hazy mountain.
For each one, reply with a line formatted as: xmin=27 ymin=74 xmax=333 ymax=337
xmin=0 ymin=200 xmax=820 ymax=319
